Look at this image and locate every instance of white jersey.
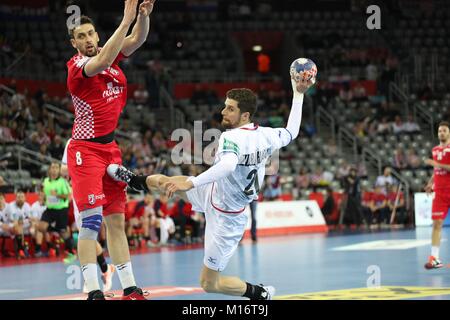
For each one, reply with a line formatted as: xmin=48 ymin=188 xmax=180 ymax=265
xmin=211 ymin=123 xmax=290 ymax=212
xmin=31 ymin=201 xmax=47 ymax=220
xmin=3 ymin=202 xmax=31 ymax=223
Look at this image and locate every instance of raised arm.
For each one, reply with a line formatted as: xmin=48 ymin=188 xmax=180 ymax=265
xmin=277 ymin=77 xmax=315 ymax=147
xmin=84 ymin=0 xmax=138 ymax=77
xmin=121 ymin=0 xmax=156 ymax=57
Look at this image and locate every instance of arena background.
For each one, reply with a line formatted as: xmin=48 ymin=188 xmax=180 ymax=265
xmin=1 ymin=0 xmax=450 ymax=301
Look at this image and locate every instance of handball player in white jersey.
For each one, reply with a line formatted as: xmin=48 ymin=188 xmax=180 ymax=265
xmin=108 ymin=76 xmax=314 ymax=299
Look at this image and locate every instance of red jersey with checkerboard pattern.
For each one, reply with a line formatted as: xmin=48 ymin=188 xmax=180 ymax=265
xmin=66 ymin=50 xmax=127 ymax=139
xmin=432 ymin=143 xmax=450 ymax=191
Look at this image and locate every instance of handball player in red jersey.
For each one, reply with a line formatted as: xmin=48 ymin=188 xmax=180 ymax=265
xmin=66 ymin=0 xmax=156 ymax=300
xmin=424 ymin=121 xmax=450 ymax=269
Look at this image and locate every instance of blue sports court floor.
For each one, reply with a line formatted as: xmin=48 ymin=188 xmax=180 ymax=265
xmin=1 ymin=227 xmax=450 ymax=300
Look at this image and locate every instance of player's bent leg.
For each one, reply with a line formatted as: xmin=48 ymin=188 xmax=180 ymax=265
xmin=78 ymin=207 xmax=104 ymax=299
xmin=200 ymin=265 xmax=246 ymax=295
xmin=200 ymin=265 xmax=275 ymax=300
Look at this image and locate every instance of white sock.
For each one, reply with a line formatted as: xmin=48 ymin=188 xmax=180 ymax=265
xmin=81 ymin=263 xmax=101 ymax=292
xmin=116 ymin=261 xmax=137 ymax=289
xmin=431 ymin=246 xmax=440 ymax=259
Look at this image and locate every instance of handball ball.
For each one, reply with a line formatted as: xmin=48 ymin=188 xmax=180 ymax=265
xmin=290 ymin=58 xmax=317 ymax=83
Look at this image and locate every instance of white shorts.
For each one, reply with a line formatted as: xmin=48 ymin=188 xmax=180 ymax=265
xmin=187 ymin=183 xmax=248 ymax=272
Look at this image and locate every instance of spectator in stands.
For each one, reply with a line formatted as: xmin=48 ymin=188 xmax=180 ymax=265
xmin=322 ymin=187 xmax=337 ymax=225
xmin=171 ymin=197 xmax=201 ymax=243
xmin=38 ymin=144 xmax=51 ymax=162
xmin=357 ymin=162 xmax=369 ymax=179
xmin=386 ymin=183 xmax=407 ymax=225
xmin=403 ymin=115 xmax=421 ymax=134
xmin=370 ymin=185 xmax=390 ymax=226
xmin=145 ymin=61 xmax=161 ymax=108
xmin=336 ymin=160 xmax=351 ymax=181
xmin=36 ymin=122 xmax=51 ymax=145
xmin=257 ymin=52 xmax=271 ymax=76
xmin=263 ymin=174 xmax=282 ymax=201
xmin=360 ymin=185 xmax=373 ymax=227
xmin=0 ymin=118 xmax=16 ymax=142
xmin=392 ymin=115 xmax=405 ymax=135
xmin=48 ymin=135 xmax=65 ymax=160
xmin=30 ymin=191 xmax=46 ymax=257
xmin=377 ymin=117 xmax=392 ymax=135
xmin=3 ymin=190 xmax=31 ymax=259
xmin=128 ymin=194 xmax=153 ymax=248
xmin=406 ymin=148 xmax=421 ymax=169
xmin=392 ymin=147 xmax=408 ymax=170
xmin=375 ymin=166 xmax=396 ymax=194
xmin=133 ymin=84 xmax=149 ymax=107
xmin=24 ymin=132 xmax=40 ymax=152
xmin=342 ymin=167 xmax=363 ymax=227
xmin=154 ymin=194 xmax=176 ymax=245
xmin=295 ymin=167 xmax=311 ymax=190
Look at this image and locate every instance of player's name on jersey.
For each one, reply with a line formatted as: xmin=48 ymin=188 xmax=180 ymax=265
xmin=239 ymin=148 xmax=272 ymax=166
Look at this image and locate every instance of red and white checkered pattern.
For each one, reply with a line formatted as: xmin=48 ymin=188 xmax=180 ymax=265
xmin=72 ymin=95 xmax=95 ymax=139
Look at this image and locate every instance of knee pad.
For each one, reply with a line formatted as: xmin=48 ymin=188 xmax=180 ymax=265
xmin=79 ymin=207 xmax=103 ymax=240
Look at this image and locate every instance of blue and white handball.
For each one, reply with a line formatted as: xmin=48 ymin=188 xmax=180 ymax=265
xmin=290 ymin=58 xmax=317 ymax=83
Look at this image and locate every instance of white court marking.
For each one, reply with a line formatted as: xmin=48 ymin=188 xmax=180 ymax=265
xmin=331 ymin=239 xmax=446 ymax=251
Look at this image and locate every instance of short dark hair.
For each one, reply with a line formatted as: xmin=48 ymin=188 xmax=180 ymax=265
xmin=68 ymin=15 xmax=95 ymax=39
xmin=226 ymin=88 xmax=258 ymax=119
xmin=438 ymin=121 xmax=450 ymax=129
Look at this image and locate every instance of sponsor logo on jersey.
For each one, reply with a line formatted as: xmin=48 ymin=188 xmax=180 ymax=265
xmin=88 ymin=194 xmax=95 ymax=205
xmin=102 ymin=82 xmax=125 ymax=99
xmin=222 ymin=138 xmax=240 ymax=154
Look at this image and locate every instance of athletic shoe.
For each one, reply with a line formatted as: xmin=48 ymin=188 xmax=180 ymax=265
xmin=259 ymin=285 xmax=276 ymax=300
xmin=107 ymin=164 xmax=148 ymax=191
xmin=87 ymin=290 xmax=106 ymax=300
xmin=250 ymin=285 xmax=276 ymax=300
xmin=121 ymin=287 xmax=148 ymax=300
xmin=63 ymin=252 xmax=77 ymax=265
xmin=101 ymin=264 xmax=115 ymax=292
xmin=424 ymin=256 xmax=444 ymax=269
xmin=107 ymin=164 xmax=136 ymax=184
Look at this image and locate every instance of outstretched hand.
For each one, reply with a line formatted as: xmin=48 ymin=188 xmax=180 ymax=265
xmin=139 ymin=0 xmax=156 ymax=17
xmin=163 ymin=179 xmax=194 ymax=198
xmin=291 ymin=77 xmax=315 ymax=95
